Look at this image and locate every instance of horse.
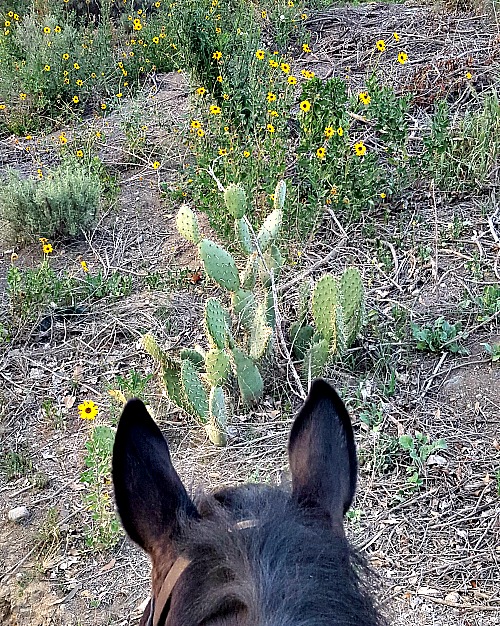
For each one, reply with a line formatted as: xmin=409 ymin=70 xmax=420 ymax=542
xmin=112 ymin=378 xmax=388 ymax=626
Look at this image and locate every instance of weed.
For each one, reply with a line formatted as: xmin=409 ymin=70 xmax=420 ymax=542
xmin=411 ymin=317 xmax=468 ymax=354
xmin=475 ymin=285 xmax=500 ymax=320
xmin=80 ymin=425 xmax=122 ymax=550
xmin=34 ymin=507 xmax=61 ymax=563
xmin=359 ymin=402 xmax=384 ymax=429
xmin=0 ymin=449 xmax=33 ymax=481
xmin=41 ymin=398 xmax=65 ymax=430
xmin=0 ymin=163 xmax=101 ymax=242
xmin=398 ymin=432 xmax=447 ymax=493
xmin=114 ymin=369 xmax=152 ymax=400
xmin=483 ymin=342 xmax=500 ymax=362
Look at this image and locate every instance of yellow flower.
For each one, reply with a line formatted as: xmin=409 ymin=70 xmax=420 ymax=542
xmin=337 ymin=126 xmax=344 ymax=136
xmin=215 ymin=27 xmax=221 ymax=34
xmin=95 ymin=131 xmax=102 ymax=139
xmin=64 ymin=78 xmax=70 ymax=84
xmin=301 ymin=13 xmax=307 ymax=19
xmin=216 ymin=75 xmax=223 ymax=82
xmin=380 ymin=192 xmax=386 ymax=199
xmin=76 ymin=149 xmax=84 ymax=158
xmin=74 ymin=62 xmax=80 ymax=69
xmin=196 ymin=87 xmax=207 ymax=95
xmin=101 ymin=103 xmax=107 ymax=110
xmin=465 ymin=71 xmax=472 ymax=80
xmin=43 ymin=64 xmax=50 ymax=71
xmin=14 ymin=14 xmax=19 ymax=20
xmin=11 ymin=252 xmax=18 ymax=263
xmin=213 ymin=50 xmax=222 ymax=60
xmin=300 ymin=69 xmax=315 ymax=79
xmin=81 ymin=260 xmax=89 ymax=272
xmin=316 ymin=147 xmax=326 ymax=160
xmin=152 ymin=36 xmax=159 ymax=44
xmin=354 ymin=141 xmax=367 ymax=156
xmin=267 ymin=92 xmax=277 ymax=102
xmin=376 ymin=40 xmax=386 ymax=52
xmin=191 ymin=120 xmax=202 ymax=129
xmin=267 ymin=123 xmax=275 ymax=133
xmin=78 ymin=400 xmax=99 ymax=420
xmin=76 ymin=79 xmax=83 ymax=86
xmin=54 ymin=25 xmax=61 ymax=33
xmin=393 ymin=32 xmax=400 ymax=41
xmin=5 ymin=20 xmax=11 ymax=27
xmin=43 ymin=26 xmax=51 ymax=34
xmin=197 ymin=128 xmax=205 ymax=137
xmin=43 ymin=243 xmax=53 ymax=254
xmin=59 ymin=133 xmax=67 ymax=144
xmin=302 ymin=43 xmax=311 ymax=53
xmin=269 ymin=59 xmax=278 ymax=68
xmin=243 ymin=150 xmax=250 ymax=157
xmin=19 ymin=93 xmax=27 ymax=100
xmin=133 ymin=22 xmax=142 ymax=31
xmin=288 ymin=0 xmax=294 ymax=5
xmin=300 ymin=100 xmax=311 ymax=112
xmin=261 ymin=10 xmax=267 ymax=18
xmin=72 ymin=95 xmax=79 ymax=104
xmin=269 ymin=110 xmax=278 ymax=117
xmin=218 ymin=148 xmax=228 ymax=156
xmin=280 ymin=62 xmax=290 ymax=73
xmin=116 ymin=92 xmax=123 ymax=98
xmin=223 ymin=93 xmax=229 ymax=100
xmin=39 ymin=237 xmax=48 ymax=244
xmin=324 ymin=126 xmax=335 ymax=138
xmin=62 ymin=53 xmax=69 ymax=60
xmin=0 ymin=104 xmax=6 ymax=110
xmin=152 ymin=161 xmax=161 ymax=169
xmin=256 ymin=49 xmax=265 ymax=60
xmin=397 ymin=51 xmax=408 ymax=65
xmin=359 ymin=91 xmax=371 ymax=105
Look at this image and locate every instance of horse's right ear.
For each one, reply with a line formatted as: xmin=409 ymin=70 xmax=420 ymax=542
xmin=112 ymin=400 xmax=198 ymax=556
xmin=288 ymin=379 xmax=357 ymax=532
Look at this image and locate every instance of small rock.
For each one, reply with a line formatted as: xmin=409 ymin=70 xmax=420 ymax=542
xmin=445 ymin=592 xmax=461 ymax=604
xmin=8 ymin=506 xmax=29 ymax=523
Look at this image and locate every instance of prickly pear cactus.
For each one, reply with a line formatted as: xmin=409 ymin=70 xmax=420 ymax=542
xmin=224 ymin=183 xmax=247 ymax=219
xmin=312 ymin=274 xmax=345 ymax=354
xmin=340 ymin=267 xmax=365 ymax=347
xmin=257 ymin=208 xmax=283 ymax=253
xmin=205 ymin=348 xmax=230 ymax=387
xmin=304 ymin=335 xmax=331 ymax=379
xmin=230 ymin=347 xmax=263 ymax=404
xmin=206 ymin=387 xmax=227 ymax=447
xmin=274 ymin=180 xmax=287 ymax=210
xmin=231 ymin=288 xmax=256 ymax=331
xmin=180 ymin=348 xmax=204 ymax=369
xmin=249 ymin=300 xmax=272 ymax=360
xmin=176 ymin=205 xmax=201 ymax=244
xmin=199 ymin=239 xmax=240 ymax=292
xmin=235 ymin=218 xmax=254 ymax=255
xmin=181 ymin=359 xmax=209 ymax=421
xmin=205 ymin=298 xmax=231 ymax=349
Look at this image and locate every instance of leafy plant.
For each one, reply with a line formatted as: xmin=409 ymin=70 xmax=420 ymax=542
xmin=411 ymin=317 xmax=467 ymax=354
xmin=114 ymin=369 xmax=153 ymax=400
xmin=398 ymin=432 xmax=447 ymax=492
xmin=483 ymin=342 xmax=500 ymax=362
xmin=80 ymin=425 xmax=121 ymax=550
xmin=0 ymin=164 xmax=101 ymax=241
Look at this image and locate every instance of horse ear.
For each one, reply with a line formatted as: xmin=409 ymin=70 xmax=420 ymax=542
xmin=112 ymin=399 xmax=198 ymax=555
xmin=288 ymin=379 xmax=357 ymax=531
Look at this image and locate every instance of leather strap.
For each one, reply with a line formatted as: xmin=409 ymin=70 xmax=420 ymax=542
xmin=148 ymin=556 xmax=191 ymax=626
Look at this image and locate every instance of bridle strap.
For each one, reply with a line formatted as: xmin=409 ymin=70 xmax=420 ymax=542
xmin=148 ymin=556 xmax=191 ymax=626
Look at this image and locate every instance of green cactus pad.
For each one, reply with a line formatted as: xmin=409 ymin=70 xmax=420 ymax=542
xmin=297 ymin=279 xmax=313 ymax=327
xmin=180 ymin=348 xmax=205 ymax=369
xmin=224 ymin=183 xmax=247 ymax=219
xmin=340 ymin=267 xmax=365 ymax=347
xmin=176 ymin=205 xmax=201 ymax=244
xmin=141 ymin=333 xmax=167 ymax=364
xmin=205 ymin=298 xmax=231 ymax=349
xmin=231 ymin=288 xmax=256 ymax=331
xmin=199 ymin=239 xmax=240 ymax=292
xmin=230 ymin=347 xmax=263 ymax=404
xmin=205 ymin=348 xmax=230 ymax=387
xmin=181 ymin=359 xmax=208 ymax=422
xmin=159 ymin=357 xmax=192 ymax=415
xmin=265 ymin=290 xmax=276 ymax=329
xmin=256 ymin=208 xmax=282 ymax=253
xmin=304 ymin=334 xmax=331 ymax=379
xmin=260 ymin=244 xmax=284 ymax=287
xmin=290 ymin=323 xmax=314 ymax=360
xmin=206 ymin=387 xmax=227 ymax=447
xmin=240 ymin=253 xmax=258 ymax=290
xmin=235 ymin=218 xmax=254 ymax=255
xmin=312 ymin=274 xmax=341 ymax=345
xmin=274 ymin=180 xmax=286 ymax=211
xmin=249 ymin=301 xmax=273 ymax=360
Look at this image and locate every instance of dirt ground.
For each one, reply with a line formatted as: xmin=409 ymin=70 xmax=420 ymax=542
xmin=1 ymin=3 xmax=499 ymax=625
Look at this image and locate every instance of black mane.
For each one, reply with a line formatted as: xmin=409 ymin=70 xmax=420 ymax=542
xmin=170 ymin=484 xmax=387 ymax=626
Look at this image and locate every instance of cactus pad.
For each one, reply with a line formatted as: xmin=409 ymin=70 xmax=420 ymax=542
xmin=312 ymin=274 xmax=343 ymax=350
xmin=205 ymin=298 xmax=231 ymax=349
xmin=231 ymin=288 xmax=256 ymax=331
xmin=290 ymin=323 xmax=314 ymax=360
xmin=176 ymin=205 xmax=201 ymax=244
xmin=304 ymin=335 xmax=331 ymax=379
xmin=235 ymin=218 xmax=254 ymax=255
xmin=205 ymin=348 xmax=230 ymax=387
xmin=257 ymin=209 xmax=282 ymax=253
xmin=181 ymin=359 xmax=208 ymax=422
xmin=199 ymin=239 xmax=240 ymax=292
xmin=224 ymin=183 xmax=247 ymax=219
xmin=230 ymin=347 xmax=263 ymax=404
xmin=206 ymin=387 xmax=227 ymax=447
xmin=180 ymin=348 xmax=205 ymax=369
xmin=274 ymin=180 xmax=286 ymax=210
xmin=249 ymin=301 xmax=273 ymax=360
xmin=240 ymin=253 xmax=258 ymax=290
xmin=340 ymin=267 xmax=365 ymax=347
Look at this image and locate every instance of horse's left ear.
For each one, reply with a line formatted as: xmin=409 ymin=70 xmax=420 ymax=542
xmin=112 ymin=399 xmax=198 ymax=556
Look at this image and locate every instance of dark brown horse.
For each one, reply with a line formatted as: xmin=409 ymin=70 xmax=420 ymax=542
xmin=113 ymin=379 xmax=387 ymax=626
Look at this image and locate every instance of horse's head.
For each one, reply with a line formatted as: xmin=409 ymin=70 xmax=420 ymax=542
xmin=112 ymin=379 xmax=385 ymax=626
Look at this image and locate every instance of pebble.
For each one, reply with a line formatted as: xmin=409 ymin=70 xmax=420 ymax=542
xmin=8 ymin=506 xmax=29 ymax=523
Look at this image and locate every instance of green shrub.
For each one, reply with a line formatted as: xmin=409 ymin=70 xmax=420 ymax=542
xmin=0 ymin=164 xmax=101 ymax=241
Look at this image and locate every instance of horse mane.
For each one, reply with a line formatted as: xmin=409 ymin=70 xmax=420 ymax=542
xmin=168 ymin=484 xmax=388 ymax=626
